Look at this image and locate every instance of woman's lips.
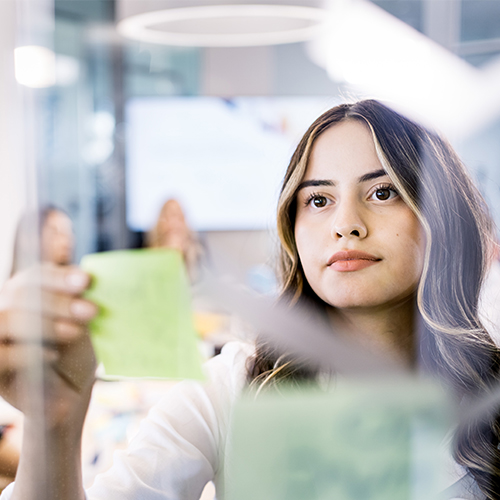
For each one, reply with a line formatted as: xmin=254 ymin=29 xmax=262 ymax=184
xmin=327 ymin=250 xmax=381 ymax=272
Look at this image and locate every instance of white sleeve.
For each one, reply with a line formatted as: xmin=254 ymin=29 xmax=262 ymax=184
xmin=88 ymin=341 xmax=253 ymax=500
xmin=0 ymin=341 xmax=254 ymax=500
xmin=0 ymin=483 xmax=13 ymax=499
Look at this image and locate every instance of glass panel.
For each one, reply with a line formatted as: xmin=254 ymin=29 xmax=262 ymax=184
xmin=461 ymin=0 xmax=500 ymax=42
xmin=1 ymin=2 xmax=500 ymax=500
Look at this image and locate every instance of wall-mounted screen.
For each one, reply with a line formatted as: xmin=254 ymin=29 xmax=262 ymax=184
xmin=125 ymin=96 xmax=337 ymax=232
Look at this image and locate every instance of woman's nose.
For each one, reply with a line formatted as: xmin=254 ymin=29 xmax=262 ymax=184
xmin=331 ymin=201 xmax=368 ymax=240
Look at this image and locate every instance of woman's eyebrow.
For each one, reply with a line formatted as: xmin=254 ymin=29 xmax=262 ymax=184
xmin=296 ymin=179 xmax=335 ymax=191
xmin=358 ymin=169 xmax=387 ymax=183
xmin=296 ymin=170 xmax=388 ymax=192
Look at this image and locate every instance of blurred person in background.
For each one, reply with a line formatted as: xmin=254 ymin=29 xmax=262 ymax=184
xmin=39 ymin=207 xmax=74 ymax=266
xmin=0 ymin=206 xmax=74 ymax=490
xmin=147 ymin=199 xmax=203 ymax=282
xmin=10 ymin=206 xmax=74 ymax=274
xmin=148 ymin=199 xmax=227 ymax=353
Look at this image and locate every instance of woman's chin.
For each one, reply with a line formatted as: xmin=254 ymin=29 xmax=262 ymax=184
xmin=321 ymin=290 xmax=401 ymax=311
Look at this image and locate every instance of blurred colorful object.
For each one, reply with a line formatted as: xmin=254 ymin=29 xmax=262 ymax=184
xmin=193 ymin=312 xmax=227 ymax=339
xmin=227 ymin=379 xmax=451 ymax=500
xmin=81 ymin=249 xmax=204 ymax=379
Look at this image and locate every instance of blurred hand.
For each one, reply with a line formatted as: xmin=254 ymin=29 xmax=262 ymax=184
xmin=0 ymin=264 xmax=97 ymax=430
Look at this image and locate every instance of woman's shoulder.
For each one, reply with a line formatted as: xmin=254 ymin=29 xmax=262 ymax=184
xmin=204 ymin=341 xmax=255 ymax=379
xmin=441 ymin=472 xmax=486 ymax=500
xmin=84 ymin=341 xmax=257 ymax=499
xmin=200 ymin=340 xmax=256 ymax=403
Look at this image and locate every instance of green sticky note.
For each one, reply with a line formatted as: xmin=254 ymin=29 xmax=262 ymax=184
xmin=226 ymin=379 xmax=450 ymax=500
xmin=81 ymin=249 xmax=204 ymax=380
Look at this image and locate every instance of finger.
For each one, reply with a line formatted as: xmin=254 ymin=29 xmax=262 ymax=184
xmin=11 ymin=264 xmax=91 ymax=296
xmin=0 ymin=343 xmax=58 ymax=377
xmin=40 ymin=291 xmax=97 ymax=322
xmin=8 ymin=290 xmax=98 ymax=322
xmin=53 ymin=319 xmax=86 ymax=343
xmin=2 ymin=267 xmax=93 ymax=318
xmin=41 ymin=264 xmax=92 ymax=294
xmin=0 ymin=310 xmax=88 ymax=344
xmin=1 ymin=280 xmax=97 ymax=322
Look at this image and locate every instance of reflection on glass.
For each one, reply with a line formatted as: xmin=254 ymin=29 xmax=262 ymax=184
xmin=228 ymin=381 xmax=451 ymax=500
xmin=1 ymin=2 xmax=500 ymax=500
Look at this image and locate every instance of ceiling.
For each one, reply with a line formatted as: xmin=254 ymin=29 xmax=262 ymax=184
xmin=54 ymin=0 xmax=500 ymax=67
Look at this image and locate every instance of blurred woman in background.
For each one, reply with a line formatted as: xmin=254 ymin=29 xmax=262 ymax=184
xmin=39 ymin=207 xmax=74 ymax=266
xmin=10 ymin=206 xmax=74 ymax=274
xmin=0 ymin=206 xmax=74 ymax=491
xmin=147 ymin=199 xmax=203 ymax=281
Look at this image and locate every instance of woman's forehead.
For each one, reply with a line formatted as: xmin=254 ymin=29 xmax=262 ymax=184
xmin=45 ymin=211 xmax=72 ymax=229
xmin=304 ymin=120 xmax=385 ymax=182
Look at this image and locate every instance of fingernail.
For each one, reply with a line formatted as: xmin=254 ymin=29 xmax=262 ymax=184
xmin=71 ymin=300 xmax=96 ymax=319
xmin=66 ymin=272 xmax=88 ymax=289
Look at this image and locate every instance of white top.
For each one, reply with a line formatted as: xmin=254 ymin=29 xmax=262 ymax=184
xmin=0 ymin=341 xmax=483 ymax=500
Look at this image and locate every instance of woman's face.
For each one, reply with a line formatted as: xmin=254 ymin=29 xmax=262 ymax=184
xmin=157 ymin=200 xmax=189 ymax=250
xmin=41 ymin=211 xmax=74 ymax=265
xmin=294 ymin=120 xmax=425 ymax=311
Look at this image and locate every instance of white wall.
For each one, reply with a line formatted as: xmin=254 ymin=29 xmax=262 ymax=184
xmin=0 ymin=2 xmax=26 ymax=283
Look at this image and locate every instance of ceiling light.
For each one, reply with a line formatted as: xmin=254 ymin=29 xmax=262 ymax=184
xmin=14 ymin=46 xmax=56 ymax=88
xmin=117 ymin=4 xmax=327 ymax=47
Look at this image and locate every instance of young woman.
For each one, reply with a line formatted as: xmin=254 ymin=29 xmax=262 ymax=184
xmin=0 ymin=100 xmax=498 ymax=500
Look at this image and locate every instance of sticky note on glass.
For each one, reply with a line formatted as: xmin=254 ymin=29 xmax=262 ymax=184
xmin=81 ymin=249 xmax=204 ymax=380
xmin=226 ymin=380 xmax=450 ymax=500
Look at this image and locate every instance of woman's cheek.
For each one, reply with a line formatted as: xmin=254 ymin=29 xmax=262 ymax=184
xmin=295 ymin=226 xmax=319 ymax=272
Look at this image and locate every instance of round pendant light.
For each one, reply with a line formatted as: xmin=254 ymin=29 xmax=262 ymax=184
xmin=117 ymin=4 xmax=327 ymax=47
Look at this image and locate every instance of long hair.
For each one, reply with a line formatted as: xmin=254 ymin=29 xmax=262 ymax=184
xmin=146 ymin=199 xmax=203 ymax=281
xmin=248 ymin=100 xmax=500 ymax=498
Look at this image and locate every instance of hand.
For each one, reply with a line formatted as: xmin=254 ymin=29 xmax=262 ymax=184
xmin=0 ymin=264 xmax=98 ymax=430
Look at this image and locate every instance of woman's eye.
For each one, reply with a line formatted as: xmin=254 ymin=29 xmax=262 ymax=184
xmin=310 ymin=195 xmax=328 ymax=208
xmin=371 ymin=186 xmax=398 ymax=201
